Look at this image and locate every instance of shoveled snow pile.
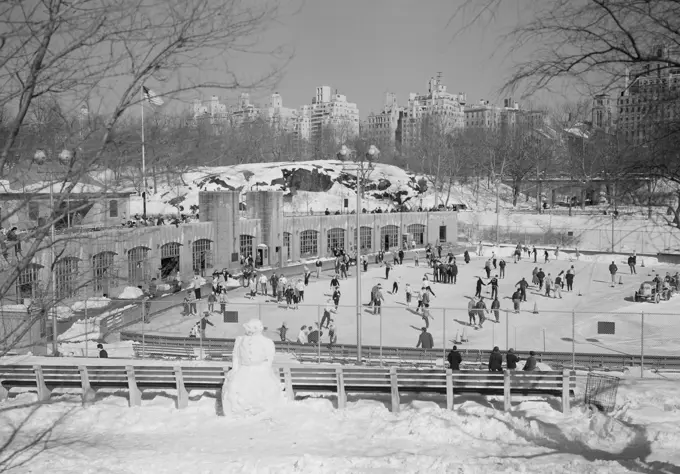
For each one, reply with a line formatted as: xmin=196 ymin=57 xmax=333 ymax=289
xmin=117 ymin=286 xmax=144 ymax=300
xmin=127 ymin=160 xmax=533 ymax=216
xmin=58 ymin=304 xmax=135 ymax=342
xmin=71 ymin=297 xmax=111 ymax=312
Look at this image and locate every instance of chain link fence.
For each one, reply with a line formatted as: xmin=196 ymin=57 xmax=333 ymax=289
xmin=459 ymin=222 xmax=680 ymax=254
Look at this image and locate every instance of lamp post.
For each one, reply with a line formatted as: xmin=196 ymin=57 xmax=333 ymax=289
xmin=337 ymin=143 xmax=379 ymax=364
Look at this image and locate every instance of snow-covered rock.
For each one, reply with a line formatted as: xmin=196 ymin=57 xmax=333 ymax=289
xmin=116 ymin=286 xmax=144 ymax=300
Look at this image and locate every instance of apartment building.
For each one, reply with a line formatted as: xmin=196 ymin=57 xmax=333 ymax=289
xmin=464 ymin=100 xmax=502 ymax=129
xmin=310 ymin=86 xmax=360 ymax=143
xmin=262 ymin=93 xmax=298 ymax=133
xmin=365 ymin=92 xmax=402 ymax=145
xmin=617 ymin=45 xmax=680 ymax=144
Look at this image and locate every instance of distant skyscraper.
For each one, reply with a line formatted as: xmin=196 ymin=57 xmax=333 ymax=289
xmin=308 ymin=86 xmax=360 ymax=143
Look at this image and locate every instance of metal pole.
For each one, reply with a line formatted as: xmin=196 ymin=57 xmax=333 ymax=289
xmin=542 ymin=328 xmax=546 ymax=353
xmin=495 ymin=179 xmax=500 ymax=246
xmin=514 ymin=327 xmax=516 ymax=349
xmin=611 ymin=213 xmax=615 ymax=253
xmin=572 ymin=310 xmax=575 ymax=370
xmin=317 ymin=304 xmax=321 ymax=364
xmin=641 ymin=311 xmax=644 ymax=379
xmin=140 ymin=85 xmax=147 ymax=220
xmin=141 ymin=299 xmax=146 ymax=359
xmin=84 ymin=299 xmax=88 ymax=358
xmin=492 ymin=319 xmax=495 ymax=347
xmin=49 ymin=172 xmax=58 ymax=357
xmin=505 ymin=309 xmax=509 ymax=350
xmin=379 ymin=305 xmax=383 ymax=366
xmin=356 ymin=158 xmax=363 ymax=364
xmin=442 ymin=308 xmax=446 ymax=363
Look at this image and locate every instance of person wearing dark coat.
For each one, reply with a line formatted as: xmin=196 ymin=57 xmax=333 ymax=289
xmin=488 ymin=346 xmax=503 ymax=372
xmin=523 ymin=351 xmax=537 ymax=371
xmin=447 ymin=345 xmax=462 ymax=370
xmin=416 ymin=327 xmax=434 ymax=349
xmin=464 ymin=250 xmax=470 ymax=264
xmin=97 ymin=343 xmax=108 ymax=358
xmin=506 ymin=348 xmax=520 ymax=370
xmin=475 ymin=277 xmax=487 ymax=297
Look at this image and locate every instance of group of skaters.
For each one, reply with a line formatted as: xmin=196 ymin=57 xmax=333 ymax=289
xmin=447 ymin=345 xmax=538 ymax=372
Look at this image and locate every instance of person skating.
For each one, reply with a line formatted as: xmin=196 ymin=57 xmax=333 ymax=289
xmin=405 ymin=283 xmax=413 ymax=308
xmin=489 ymin=275 xmax=499 ymax=300
xmin=506 ymin=348 xmax=520 ymax=370
xmin=499 ymin=259 xmax=506 ymax=278
xmin=532 ymin=266 xmax=539 ymax=286
xmin=532 ymin=246 xmax=537 ymax=263
xmin=475 ymin=277 xmax=487 ymax=297
xmin=554 ymin=271 xmax=564 ymax=299
xmin=628 ymin=254 xmax=636 ymax=274
xmin=544 ymin=249 xmax=550 ymax=263
xmin=544 ymin=273 xmax=553 ymax=297
xmin=398 ymin=249 xmax=404 ymax=265
xmin=373 ymin=284 xmax=384 ymax=315
xmin=609 ymin=260 xmax=618 ymax=287
xmin=320 ymin=300 xmax=333 ymax=328
xmin=488 ymin=346 xmax=503 ymax=372
xmin=511 ymin=289 xmax=522 ymax=313
xmin=315 ymin=258 xmax=323 ymax=279
xmin=392 ymin=274 xmax=401 ymax=294
xmin=492 ymin=251 xmax=497 ymax=269
xmin=451 ymin=261 xmax=458 ymax=284
xmin=565 ymin=268 xmax=575 ymax=292
xmin=385 ymin=261 xmax=392 ymax=280
xmin=416 ymin=327 xmax=434 ymax=349
xmin=332 ymin=287 xmax=341 ymax=311
xmin=484 ymin=259 xmax=492 ymax=278
xmin=278 ymin=322 xmax=288 ymax=342
xmin=199 ymin=312 xmax=214 ymax=339
xmin=523 ymin=351 xmax=537 ymax=371
xmin=475 ymin=296 xmax=489 ymax=328
xmin=464 ymin=250 xmax=470 ymax=264
xmin=516 ymin=277 xmax=529 ymax=302
xmin=536 ymin=268 xmax=546 ymax=290
xmin=491 ymin=296 xmax=500 ymax=322
xmin=304 ymin=266 xmax=312 ymax=285
xmin=330 ymin=274 xmax=340 ymax=291
xmin=447 ymin=345 xmax=462 ymax=370
xmin=468 ymin=297 xmax=477 ymax=326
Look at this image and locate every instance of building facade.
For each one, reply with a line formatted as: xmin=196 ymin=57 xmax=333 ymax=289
xmin=366 ymin=92 xmax=402 ymax=145
xmin=309 ymin=86 xmax=360 ymax=143
xmin=617 ymin=45 xmax=680 ymax=144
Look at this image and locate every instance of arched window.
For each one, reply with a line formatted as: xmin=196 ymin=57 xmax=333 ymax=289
xmin=16 ymin=263 xmax=42 ymax=303
xmin=299 ymin=230 xmax=318 ymax=258
xmin=55 ymin=257 xmax=80 ymax=300
xmin=353 ymin=226 xmax=372 ymax=252
xmin=127 ymin=246 xmax=150 ymax=286
xmin=326 ymin=228 xmax=346 ymax=254
xmin=283 ymin=232 xmax=291 ymax=260
xmin=380 ymin=225 xmax=399 ymax=251
xmin=161 ymin=242 xmax=182 ymax=279
xmin=93 ymin=251 xmax=117 ymax=295
xmin=192 ymin=239 xmax=213 ymax=275
xmin=239 ymin=235 xmax=254 ymax=261
xmin=407 ymin=224 xmax=426 ymax=245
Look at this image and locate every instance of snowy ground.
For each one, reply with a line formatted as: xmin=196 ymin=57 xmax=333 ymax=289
xmin=1 ymin=370 xmax=680 ymax=473
xmin=124 ymin=247 xmax=680 ymax=356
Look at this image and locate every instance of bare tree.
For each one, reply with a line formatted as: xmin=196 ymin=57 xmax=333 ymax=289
xmin=0 ymin=0 xmax=292 ymax=353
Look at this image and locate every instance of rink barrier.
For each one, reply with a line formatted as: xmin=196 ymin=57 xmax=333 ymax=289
xmin=0 ymin=364 xmax=576 ymax=413
xmin=120 ymin=331 xmax=680 ymax=372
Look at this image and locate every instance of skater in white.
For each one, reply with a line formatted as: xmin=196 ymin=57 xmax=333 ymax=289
xmin=222 ymin=318 xmax=284 ymax=415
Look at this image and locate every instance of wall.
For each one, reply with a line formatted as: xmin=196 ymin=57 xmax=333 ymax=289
xmin=0 ymin=308 xmax=46 ymax=355
xmin=246 ymin=191 xmax=284 ymax=267
xmin=199 ymin=191 xmax=239 ymax=270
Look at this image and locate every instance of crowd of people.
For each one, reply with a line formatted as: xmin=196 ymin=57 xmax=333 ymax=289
xmin=446 ymin=345 xmax=538 ymax=372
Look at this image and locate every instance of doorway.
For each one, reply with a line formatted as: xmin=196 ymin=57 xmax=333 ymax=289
xmin=256 ymin=244 xmax=268 ymax=267
xmin=161 ymin=242 xmax=181 ymax=280
xmin=439 ymin=225 xmax=447 ymax=242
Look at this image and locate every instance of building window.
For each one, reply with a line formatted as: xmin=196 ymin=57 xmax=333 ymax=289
xmin=283 ymin=232 xmax=291 ymax=260
xmin=93 ymin=251 xmax=117 ymax=295
xmin=54 ymin=257 xmax=79 ymax=300
xmin=239 ymin=235 xmax=254 ymax=261
xmin=407 ymin=224 xmax=426 ymax=245
xmin=192 ymin=239 xmax=212 ymax=275
xmin=300 ymin=230 xmax=318 ymax=258
xmin=16 ymin=263 xmax=41 ymax=302
xmin=326 ymin=228 xmax=346 ymax=254
xmin=127 ymin=246 xmax=150 ymax=286
xmin=28 ymin=202 xmax=39 ymax=221
xmin=353 ymin=226 xmax=372 ymax=252
xmin=380 ymin=225 xmax=399 ymax=251
xmin=109 ymin=200 xmax=118 ymax=218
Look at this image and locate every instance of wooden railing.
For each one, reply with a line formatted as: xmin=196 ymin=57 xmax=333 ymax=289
xmin=0 ymin=363 xmax=576 ymax=413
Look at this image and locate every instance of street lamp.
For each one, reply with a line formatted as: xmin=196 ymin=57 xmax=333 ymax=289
xmin=34 ymin=149 xmax=60 ymax=356
xmin=337 ymin=143 xmax=379 ymax=364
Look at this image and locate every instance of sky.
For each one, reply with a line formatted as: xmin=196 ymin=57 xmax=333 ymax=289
xmin=197 ymin=0 xmax=531 ymax=118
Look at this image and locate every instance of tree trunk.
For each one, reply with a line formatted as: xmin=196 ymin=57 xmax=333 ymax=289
xmin=512 ymin=179 xmax=520 ymax=206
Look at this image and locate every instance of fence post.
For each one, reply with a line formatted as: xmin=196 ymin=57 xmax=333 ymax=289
xmin=317 ymin=304 xmax=321 ymax=364
xmin=442 ymin=308 xmax=446 ymax=365
xmin=379 ymin=305 xmax=383 ymax=366
xmin=84 ymin=299 xmax=88 ymax=358
xmin=641 ymin=311 xmax=644 ymax=379
xmin=505 ymin=309 xmax=509 ymax=350
xmin=141 ymin=299 xmax=146 ymax=360
xmin=572 ymin=310 xmax=576 ymax=370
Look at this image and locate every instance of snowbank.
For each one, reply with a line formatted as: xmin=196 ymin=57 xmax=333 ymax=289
xmin=58 ymin=304 xmax=135 ymax=342
xmin=117 ymin=286 xmax=144 ymax=300
xmin=71 ymin=297 xmax=111 ymax=312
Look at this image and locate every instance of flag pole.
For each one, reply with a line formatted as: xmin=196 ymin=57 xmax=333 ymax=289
xmin=140 ymin=85 xmax=147 ymax=220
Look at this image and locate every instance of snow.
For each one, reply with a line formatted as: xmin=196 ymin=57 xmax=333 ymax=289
xmin=126 ymin=160 xmax=532 ymax=216
xmin=1 ymin=373 xmax=679 ymax=472
xmin=58 ymin=305 xmax=135 ymax=342
xmin=71 ymin=297 xmax=111 ymax=312
xmin=117 ymin=286 xmax=144 ymax=300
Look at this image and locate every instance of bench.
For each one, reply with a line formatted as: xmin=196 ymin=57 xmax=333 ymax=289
xmin=132 ymin=343 xmax=196 ymax=360
xmin=281 ymin=367 xmax=576 ymax=413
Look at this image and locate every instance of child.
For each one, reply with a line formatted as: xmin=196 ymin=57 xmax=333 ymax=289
xmin=182 ymin=295 xmax=190 ymax=316
xmin=414 ymin=251 xmax=419 ymax=267
xmin=188 ymin=322 xmax=199 ymax=338
xmin=416 ymin=290 xmax=423 ymax=313
xmin=278 ymin=322 xmax=288 ymax=342
xmin=405 ymin=283 xmax=412 ymax=308
xmin=218 ymin=292 xmax=228 ymax=314
xmin=207 ymin=292 xmax=217 ymax=312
